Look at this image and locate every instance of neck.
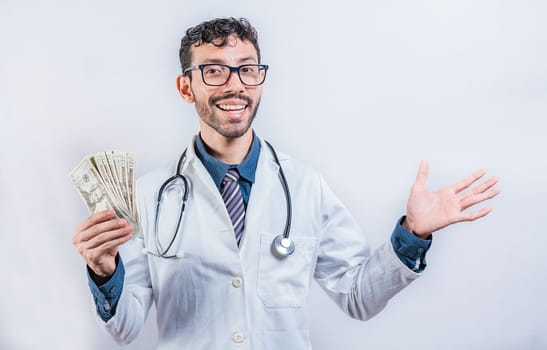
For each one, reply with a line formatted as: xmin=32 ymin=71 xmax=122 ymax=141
xmin=199 ymin=129 xmax=254 ymax=164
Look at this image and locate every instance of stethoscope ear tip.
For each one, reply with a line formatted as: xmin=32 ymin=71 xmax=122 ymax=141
xmin=271 ymin=234 xmax=295 ymax=259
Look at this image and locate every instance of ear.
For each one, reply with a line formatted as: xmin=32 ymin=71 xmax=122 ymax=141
xmin=176 ymin=75 xmax=194 ymax=103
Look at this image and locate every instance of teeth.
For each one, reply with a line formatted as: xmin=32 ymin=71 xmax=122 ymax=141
xmin=218 ymin=104 xmax=246 ymax=111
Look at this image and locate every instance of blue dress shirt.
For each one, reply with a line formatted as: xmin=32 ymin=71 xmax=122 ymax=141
xmin=193 ymin=132 xmax=260 ymax=206
xmin=87 ymin=134 xmax=432 ymax=321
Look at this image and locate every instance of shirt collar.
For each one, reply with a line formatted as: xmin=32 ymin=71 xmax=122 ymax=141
xmin=194 ymin=131 xmax=261 ymax=189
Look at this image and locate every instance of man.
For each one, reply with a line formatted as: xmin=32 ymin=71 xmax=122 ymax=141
xmin=72 ymin=17 xmax=500 ymax=349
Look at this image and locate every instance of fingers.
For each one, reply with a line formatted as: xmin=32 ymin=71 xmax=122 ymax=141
xmin=84 ymin=223 xmax=133 ymax=250
xmin=75 ymin=209 xmax=117 ymax=234
xmin=461 ymin=187 xmax=500 ymax=211
xmin=471 ymin=176 xmax=499 ymax=195
xmin=414 ymin=160 xmax=429 ymax=188
xmin=458 ymin=206 xmax=493 ymax=222
xmin=78 ymin=218 xmax=131 ymax=242
xmin=455 ymin=174 xmax=499 ymax=221
xmin=72 ymin=210 xmax=133 ymax=257
xmin=460 ymin=176 xmax=500 ymax=210
xmin=84 ymin=231 xmax=133 ymax=267
xmin=452 ymin=169 xmax=487 ymax=193
xmin=72 ymin=217 xmax=133 ymax=277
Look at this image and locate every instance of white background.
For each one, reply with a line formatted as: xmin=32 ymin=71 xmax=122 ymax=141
xmin=1 ymin=0 xmax=546 ymax=349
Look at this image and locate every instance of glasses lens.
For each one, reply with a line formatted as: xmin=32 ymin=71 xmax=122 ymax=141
xmin=200 ymin=64 xmax=267 ymax=86
xmin=202 ymin=65 xmax=229 ymax=86
xmin=239 ymin=65 xmax=266 ymax=86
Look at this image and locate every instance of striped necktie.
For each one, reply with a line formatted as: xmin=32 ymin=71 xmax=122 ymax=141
xmin=221 ymin=169 xmax=245 ymax=247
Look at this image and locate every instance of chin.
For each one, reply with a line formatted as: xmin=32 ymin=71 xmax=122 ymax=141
xmin=220 ymin=126 xmax=252 ymax=139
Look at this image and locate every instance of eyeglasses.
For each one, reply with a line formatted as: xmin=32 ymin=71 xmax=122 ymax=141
xmin=183 ymin=64 xmax=269 ymax=86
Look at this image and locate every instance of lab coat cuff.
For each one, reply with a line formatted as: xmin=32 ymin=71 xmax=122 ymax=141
xmin=391 ymin=216 xmax=432 ymax=272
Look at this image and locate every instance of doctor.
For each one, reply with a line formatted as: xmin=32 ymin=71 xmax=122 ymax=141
xmin=72 ymin=17 xmax=500 ymax=349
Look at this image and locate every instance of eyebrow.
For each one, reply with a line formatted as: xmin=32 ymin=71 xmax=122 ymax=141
xmin=202 ymin=56 xmax=258 ymax=65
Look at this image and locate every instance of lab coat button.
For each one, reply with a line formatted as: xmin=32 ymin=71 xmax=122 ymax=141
xmin=232 ymin=277 xmax=242 ymax=288
xmin=232 ymin=332 xmax=245 ymax=343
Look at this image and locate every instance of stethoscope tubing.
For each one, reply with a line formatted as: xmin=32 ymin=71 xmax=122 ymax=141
xmin=150 ymin=141 xmax=294 ymax=259
xmin=264 ymin=141 xmax=292 ymax=240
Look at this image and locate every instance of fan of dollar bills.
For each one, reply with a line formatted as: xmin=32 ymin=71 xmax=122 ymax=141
xmin=69 ymin=150 xmax=140 ymax=236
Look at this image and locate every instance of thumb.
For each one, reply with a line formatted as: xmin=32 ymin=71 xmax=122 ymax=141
xmin=414 ymin=160 xmax=429 ymax=189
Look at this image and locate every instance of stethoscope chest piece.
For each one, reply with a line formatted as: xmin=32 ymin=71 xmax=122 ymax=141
xmin=271 ymin=234 xmax=295 ymax=259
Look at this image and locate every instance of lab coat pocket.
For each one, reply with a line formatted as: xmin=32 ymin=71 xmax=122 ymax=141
xmin=257 ymin=234 xmax=318 ymax=308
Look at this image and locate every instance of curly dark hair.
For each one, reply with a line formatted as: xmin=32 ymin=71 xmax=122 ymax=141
xmin=179 ymin=17 xmax=261 ymax=73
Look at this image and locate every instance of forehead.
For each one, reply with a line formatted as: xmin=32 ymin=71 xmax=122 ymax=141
xmin=190 ymin=35 xmax=258 ymax=65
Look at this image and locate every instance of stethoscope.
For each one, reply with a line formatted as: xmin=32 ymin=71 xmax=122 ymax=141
xmin=146 ymin=140 xmax=294 ymax=259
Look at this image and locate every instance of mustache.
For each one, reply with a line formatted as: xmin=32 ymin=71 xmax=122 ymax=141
xmin=209 ymin=93 xmax=253 ymax=106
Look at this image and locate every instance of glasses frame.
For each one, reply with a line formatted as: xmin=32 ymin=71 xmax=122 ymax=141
xmin=183 ymin=63 xmax=269 ymax=87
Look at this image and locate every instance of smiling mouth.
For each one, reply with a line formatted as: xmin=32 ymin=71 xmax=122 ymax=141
xmin=216 ymin=104 xmax=247 ymax=112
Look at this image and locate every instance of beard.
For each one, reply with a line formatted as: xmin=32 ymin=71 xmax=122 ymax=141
xmin=194 ymin=92 xmax=261 ymax=139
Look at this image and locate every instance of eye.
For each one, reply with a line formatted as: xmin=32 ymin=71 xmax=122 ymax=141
xmin=204 ymin=66 xmax=223 ymax=75
xmin=240 ymin=65 xmax=257 ymax=74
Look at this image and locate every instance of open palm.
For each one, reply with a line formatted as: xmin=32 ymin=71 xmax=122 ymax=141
xmin=404 ymin=161 xmax=500 ymax=238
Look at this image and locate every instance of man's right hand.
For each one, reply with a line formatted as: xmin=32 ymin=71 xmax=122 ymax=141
xmin=72 ymin=209 xmax=133 ymax=278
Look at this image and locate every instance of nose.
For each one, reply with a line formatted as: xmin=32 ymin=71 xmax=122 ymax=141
xmin=223 ymin=69 xmax=245 ymax=93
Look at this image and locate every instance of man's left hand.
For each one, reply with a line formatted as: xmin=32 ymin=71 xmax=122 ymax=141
xmin=404 ymin=160 xmax=500 ymax=239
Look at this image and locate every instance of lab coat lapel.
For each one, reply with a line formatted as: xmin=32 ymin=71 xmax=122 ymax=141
xmin=186 ymin=156 xmax=224 ymax=210
xmin=185 ymin=140 xmax=242 ymax=257
xmin=240 ymin=140 xmax=280 ymax=254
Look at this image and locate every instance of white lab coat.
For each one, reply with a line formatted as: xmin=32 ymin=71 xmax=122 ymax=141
xmin=98 ymin=136 xmax=420 ymax=349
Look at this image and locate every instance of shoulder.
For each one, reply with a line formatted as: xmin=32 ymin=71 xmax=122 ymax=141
xmin=258 ymin=138 xmax=324 ymax=193
xmin=259 ymin=139 xmax=320 ymax=178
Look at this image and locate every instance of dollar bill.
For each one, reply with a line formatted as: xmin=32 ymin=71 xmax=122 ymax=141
xmin=126 ymin=152 xmax=137 ymax=218
xmin=110 ymin=151 xmax=130 ymax=214
xmin=69 ymin=157 xmax=116 ymax=214
xmin=70 ymin=150 xmax=140 ymax=237
xmin=90 ymin=153 xmax=122 ymax=209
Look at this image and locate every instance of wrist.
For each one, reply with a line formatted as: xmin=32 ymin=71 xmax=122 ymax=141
xmin=88 ymin=266 xmax=113 ymax=286
xmin=88 ymin=254 xmax=119 ymax=285
xmin=403 ymin=216 xmax=431 ymax=239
